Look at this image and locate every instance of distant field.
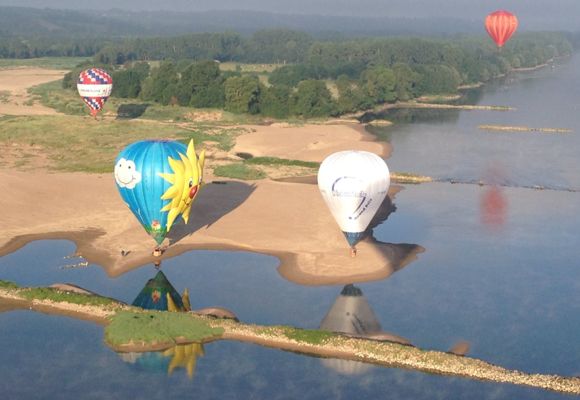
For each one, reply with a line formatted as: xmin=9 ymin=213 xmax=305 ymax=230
xmin=0 ymin=115 xmax=188 ymax=172
xmin=0 ymin=114 xmax=246 ymax=172
xmin=0 ymin=57 xmax=90 ymax=70
xmin=219 ymin=62 xmax=283 ymax=87
xmin=219 ymin=62 xmax=283 ymax=73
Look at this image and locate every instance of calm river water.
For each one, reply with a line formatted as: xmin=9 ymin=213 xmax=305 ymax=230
xmin=1 ymin=55 xmax=580 ymax=399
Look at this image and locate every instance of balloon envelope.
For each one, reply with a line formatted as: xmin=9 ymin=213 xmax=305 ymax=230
xmin=132 ymin=270 xmax=185 ymax=311
xmin=114 ymin=139 xmax=205 ymax=245
xmin=485 ymin=10 xmax=518 ymax=48
xmin=317 ymin=151 xmax=390 ymax=247
xmin=77 ymin=68 xmax=113 ymax=117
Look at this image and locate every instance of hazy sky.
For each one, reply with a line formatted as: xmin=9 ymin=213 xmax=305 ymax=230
xmin=0 ymin=0 xmax=578 ymax=30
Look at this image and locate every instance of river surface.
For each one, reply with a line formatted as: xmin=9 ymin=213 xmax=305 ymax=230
xmin=368 ymin=54 xmax=580 ymax=190
xmin=1 ymin=55 xmax=580 ymax=399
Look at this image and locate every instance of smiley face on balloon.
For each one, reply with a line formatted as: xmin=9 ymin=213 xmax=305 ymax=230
xmin=114 ymin=158 xmax=142 ymax=189
xmin=114 ymin=139 xmax=205 ymax=245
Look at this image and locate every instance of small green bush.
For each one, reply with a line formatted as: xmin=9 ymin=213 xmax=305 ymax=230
xmin=213 ymin=163 xmax=266 ymax=180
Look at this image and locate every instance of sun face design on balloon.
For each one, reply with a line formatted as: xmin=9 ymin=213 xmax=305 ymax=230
xmin=158 ymin=139 xmax=205 ymax=232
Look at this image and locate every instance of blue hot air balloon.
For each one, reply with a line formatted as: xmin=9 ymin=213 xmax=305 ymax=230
xmin=114 ymin=139 xmax=205 ymax=245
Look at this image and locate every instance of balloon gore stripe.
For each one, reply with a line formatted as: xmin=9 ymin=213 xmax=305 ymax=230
xmin=485 ymin=10 xmax=518 ymax=48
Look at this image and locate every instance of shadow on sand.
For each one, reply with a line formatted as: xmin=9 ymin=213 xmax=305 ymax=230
xmin=166 ymin=180 xmax=256 ymax=246
xmin=277 ymin=183 xmax=425 ymax=285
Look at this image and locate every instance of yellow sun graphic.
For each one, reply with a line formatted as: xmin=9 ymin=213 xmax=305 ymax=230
xmin=158 ymin=139 xmax=205 ymax=232
xmin=162 ymin=343 xmax=205 ymax=379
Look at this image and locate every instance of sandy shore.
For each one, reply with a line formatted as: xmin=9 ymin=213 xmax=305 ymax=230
xmin=234 ymin=122 xmax=391 ymax=161
xmin=0 ymin=67 xmax=67 ymax=116
xmin=0 ymin=115 xmax=423 ymax=285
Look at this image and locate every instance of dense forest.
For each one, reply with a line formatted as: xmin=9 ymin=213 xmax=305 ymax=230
xmin=0 ymin=6 xmax=479 ymax=39
xmin=56 ymin=30 xmax=573 ymax=119
xmin=0 ymin=6 xmax=575 ymax=119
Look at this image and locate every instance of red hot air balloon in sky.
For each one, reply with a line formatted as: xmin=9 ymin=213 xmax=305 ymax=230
xmin=77 ymin=68 xmax=113 ymax=118
xmin=485 ymin=10 xmax=518 ymax=48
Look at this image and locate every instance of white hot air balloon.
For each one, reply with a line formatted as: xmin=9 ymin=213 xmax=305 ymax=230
xmin=317 ymin=151 xmax=390 ymax=254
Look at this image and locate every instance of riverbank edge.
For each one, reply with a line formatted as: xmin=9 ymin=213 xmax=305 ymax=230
xmin=1 ymin=284 xmax=580 ymax=395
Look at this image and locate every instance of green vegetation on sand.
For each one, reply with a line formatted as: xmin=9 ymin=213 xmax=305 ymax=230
xmin=0 ymin=280 xmax=19 ymax=289
xmin=245 ymin=156 xmax=320 ymax=169
xmin=19 ymin=287 xmax=119 ymax=307
xmin=282 ymin=327 xmax=334 ymax=345
xmin=391 ymin=172 xmax=433 ymax=184
xmin=106 ymin=310 xmax=224 ymax=348
xmin=213 ymin=163 xmax=266 ymax=180
xmin=0 ymin=115 xmax=239 ymax=172
xmin=213 ymin=156 xmax=320 ymax=180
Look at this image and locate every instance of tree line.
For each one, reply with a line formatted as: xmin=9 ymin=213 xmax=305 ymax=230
xmin=60 ymin=30 xmax=572 ymax=119
xmin=0 ymin=6 xmax=483 ymax=44
xmin=0 ymin=36 xmax=104 ymax=58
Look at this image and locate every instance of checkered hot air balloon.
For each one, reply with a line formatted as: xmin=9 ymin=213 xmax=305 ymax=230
xmin=77 ymin=68 xmax=113 ymax=118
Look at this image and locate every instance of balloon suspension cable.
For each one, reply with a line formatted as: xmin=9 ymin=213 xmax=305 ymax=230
xmin=154 ymin=260 xmax=162 ymax=270
xmin=350 ymin=247 xmax=357 ymax=258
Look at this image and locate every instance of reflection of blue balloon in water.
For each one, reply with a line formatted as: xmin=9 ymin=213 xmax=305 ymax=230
xmin=118 ymin=343 xmax=205 ymax=379
xmin=114 ymin=139 xmax=205 ymax=245
xmin=318 ymin=151 xmax=390 ymax=248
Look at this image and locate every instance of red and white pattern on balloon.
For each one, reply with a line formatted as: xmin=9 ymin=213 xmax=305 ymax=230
xmin=78 ymin=68 xmax=112 ymax=85
xmin=82 ymin=96 xmax=106 ymax=112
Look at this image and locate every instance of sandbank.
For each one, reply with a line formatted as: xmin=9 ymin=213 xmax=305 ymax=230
xmin=0 ymin=117 xmax=420 ymax=285
xmin=0 ymin=67 xmax=67 ymax=116
xmin=233 ymin=123 xmax=391 ymax=161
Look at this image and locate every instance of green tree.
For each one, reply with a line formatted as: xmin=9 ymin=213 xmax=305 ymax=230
xmin=392 ymin=63 xmax=420 ymax=101
xmin=290 ymin=80 xmax=336 ymax=117
xmin=335 ymin=75 xmax=371 ymax=114
xmin=140 ymin=61 xmax=179 ymax=105
xmin=414 ymin=64 xmax=461 ymax=95
xmin=260 ymin=84 xmax=291 ymax=118
xmin=224 ymin=76 xmax=261 ymax=114
xmin=269 ymin=64 xmax=319 ymax=87
xmin=112 ymin=63 xmax=150 ymax=98
xmin=246 ymin=29 xmax=313 ymax=63
xmin=361 ymin=66 xmax=396 ymax=104
xmin=180 ymin=60 xmax=225 ymax=108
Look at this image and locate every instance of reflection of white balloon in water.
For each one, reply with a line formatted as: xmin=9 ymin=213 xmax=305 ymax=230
xmin=317 ymin=151 xmax=390 ymax=249
xmin=319 ymin=284 xmax=380 ymax=375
